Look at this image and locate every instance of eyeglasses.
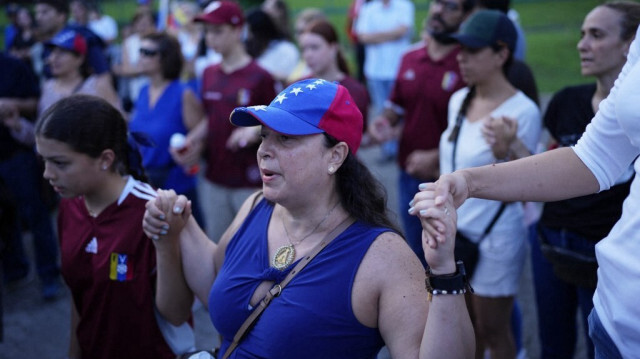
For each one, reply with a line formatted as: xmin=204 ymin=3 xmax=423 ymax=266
xmin=139 ymin=48 xmax=160 ymax=57
xmin=431 ymin=0 xmax=461 ymax=12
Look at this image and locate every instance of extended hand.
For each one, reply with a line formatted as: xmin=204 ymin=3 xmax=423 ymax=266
xmin=143 ymin=189 xmax=192 ymax=243
xmin=409 ymin=184 xmax=457 ymax=274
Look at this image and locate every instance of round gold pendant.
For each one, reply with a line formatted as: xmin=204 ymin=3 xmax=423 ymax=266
xmin=272 ymin=244 xmax=295 ymax=270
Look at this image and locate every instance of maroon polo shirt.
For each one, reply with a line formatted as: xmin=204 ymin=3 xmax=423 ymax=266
xmin=389 ymin=42 xmax=465 ymax=170
xmin=58 ymin=180 xmax=174 ymax=359
xmin=201 ymin=60 xmax=276 ymax=188
xmin=339 ymin=75 xmax=371 ymax=129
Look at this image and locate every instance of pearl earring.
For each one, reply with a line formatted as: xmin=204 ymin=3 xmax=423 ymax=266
xmin=328 ymin=166 xmax=335 ymax=174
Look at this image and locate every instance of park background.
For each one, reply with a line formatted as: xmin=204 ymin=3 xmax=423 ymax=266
xmin=0 ymin=1 xmax=628 ymax=358
xmin=0 ymin=0 xmax=616 ymax=94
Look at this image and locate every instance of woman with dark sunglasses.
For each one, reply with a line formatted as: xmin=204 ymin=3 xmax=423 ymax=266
xmin=128 ymin=32 xmax=207 ymax=228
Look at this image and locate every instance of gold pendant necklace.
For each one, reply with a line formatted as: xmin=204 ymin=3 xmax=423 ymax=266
xmin=272 ymin=244 xmax=295 ymax=270
xmin=272 ymin=201 xmax=340 ymax=270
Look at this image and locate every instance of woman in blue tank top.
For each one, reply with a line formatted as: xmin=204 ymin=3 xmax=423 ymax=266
xmin=129 ymin=32 xmax=206 ymax=227
xmin=144 ymin=76 xmax=474 ymax=358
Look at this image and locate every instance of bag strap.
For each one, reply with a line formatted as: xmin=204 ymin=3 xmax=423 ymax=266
xmin=221 ymin=215 xmax=355 ymax=359
xmin=450 ymin=112 xmax=465 ymax=172
xmin=478 ymin=202 xmax=507 ymax=243
xmin=450 ymin=110 xmax=507 ymax=243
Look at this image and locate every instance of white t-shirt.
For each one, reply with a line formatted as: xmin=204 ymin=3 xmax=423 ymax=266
xmin=440 ymin=89 xmax=541 ymax=238
xmin=89 ymin=15 xmax=118 ymax=43
xmin=354 ymin=0 xmax=414 ymax=80
xmin=257 ymin=40 xmax=299 ymax=81
xmin=573 ymin=26 xmax=640 ymax=358
xmin=123 ymin=34 xmax=149 ymax=102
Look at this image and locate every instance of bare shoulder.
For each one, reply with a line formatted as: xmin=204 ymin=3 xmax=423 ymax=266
xmin=360 ymin=231 xmax=424 ymax=280
xmin=352 ymin=231 xmax=427 ymax=328
xmin=214 ymin=190 xmax=264 ymax=271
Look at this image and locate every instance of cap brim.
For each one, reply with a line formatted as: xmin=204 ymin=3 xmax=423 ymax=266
xmin=230 ymin=106 xmax=324 ymax=136
xmin=193 ymin=14 xmax=220 ymax=24
xmin=447 ymin=33 xmax=490 ymax=49
xmin=44 ymin=42 xmax=66 ymax=51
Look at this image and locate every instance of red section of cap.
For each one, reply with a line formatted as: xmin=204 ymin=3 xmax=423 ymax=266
xmin=317 ymin=86 xmax=363 ymax=154
xmin=194 ymin=1 xmax=244 ymax=26
xmin=73 ymin=34 xmax=87 ymax=55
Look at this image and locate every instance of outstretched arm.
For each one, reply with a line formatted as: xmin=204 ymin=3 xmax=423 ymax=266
xmin=456 ymin=147 xmax=598 ymax=203
xmin=414 ymin=147 xmax=599 ymax=245
xmin=380 ymin=194 xmax=474 ymax=359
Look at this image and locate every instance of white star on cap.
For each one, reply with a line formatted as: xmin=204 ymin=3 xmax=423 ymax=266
xmin=290 ymin=87 xmax=303 ymax=96
xmin=275 ymin=93 xmax=288 ymax=104
xmin=249 ymin=105 xmax=267 ymax=111
xmin=313 ymin=79 xmax=325 ymax=85
xmin=306 ymin=84 xmax=317 ymax=90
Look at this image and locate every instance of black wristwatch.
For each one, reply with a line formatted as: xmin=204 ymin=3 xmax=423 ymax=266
xmin=425 ymin=260 xmax=474 ymax=301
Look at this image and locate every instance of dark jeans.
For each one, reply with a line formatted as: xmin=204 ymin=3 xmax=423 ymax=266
xmin=529 ymin=223 xmax=595 ymax=359
xmin=0 ymin=150 xmax=59 ymax=283
xmin=588 ymin=308 xmax=623 ymax=359
xmin=398 ymin=170 xmax=429 ymax=268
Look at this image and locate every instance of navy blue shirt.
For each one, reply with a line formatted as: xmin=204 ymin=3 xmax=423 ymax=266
xmin=0 ymin=53 xmax=40 ymax=160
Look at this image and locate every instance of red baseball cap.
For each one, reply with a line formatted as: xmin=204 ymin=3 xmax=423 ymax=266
xmin=194 ymin=1 xmax=244 ymax=26
xmin=45 ymin=29 xmax=87 ymax=56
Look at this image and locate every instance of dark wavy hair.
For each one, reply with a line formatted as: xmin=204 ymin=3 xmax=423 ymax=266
xmin=35 ymin=94 xmax=148 ymax=182
xmin=323 ymin=134 xmax=401 ymax=233
xmin=142 ymin=32 xmax=184 ymax=80
xmin=245 ymin=8 xmax=285 ymax=59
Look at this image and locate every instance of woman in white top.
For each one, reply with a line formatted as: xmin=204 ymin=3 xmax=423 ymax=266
xmin=415 ymin=7 xmax=640 ymax=359
xmin=437 ymin=10 xmax=540 ymax=359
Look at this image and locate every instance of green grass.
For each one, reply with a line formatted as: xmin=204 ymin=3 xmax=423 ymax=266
xmin=286 ymin=0 xmax=608 ymax=94
xmin=516 ymin=0 xmax=603 ymax=92
xmin=0 ymin=0 xmax=631 ymax=93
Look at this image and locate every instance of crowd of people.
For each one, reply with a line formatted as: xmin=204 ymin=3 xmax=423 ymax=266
xmin=2 ymin=0 xmax=640 ymax=358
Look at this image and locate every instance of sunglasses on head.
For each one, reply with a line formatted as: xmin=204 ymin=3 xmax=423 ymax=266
xmin=139 ymin=48 xmax=160 ymax=57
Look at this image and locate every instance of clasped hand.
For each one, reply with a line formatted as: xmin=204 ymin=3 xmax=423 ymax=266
xmin=143 ymin=189 xmax=192 ymax=243
xmin=408 ymin=182 xmax=458 ymax=274
xmin=408 ymin=171 xmax=471 ymax=273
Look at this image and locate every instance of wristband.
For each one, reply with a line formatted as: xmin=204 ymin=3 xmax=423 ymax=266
xmin=425 ymin=260 xmax=474 ymax=301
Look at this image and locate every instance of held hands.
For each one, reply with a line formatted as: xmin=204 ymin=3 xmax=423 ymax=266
xmin=481 ymin=116 xmax=518 ymax=160
xmin=408 ymin=173 xmax=470 ymax=273
xmin=143 ymin=189 xmax=192 ymax=244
